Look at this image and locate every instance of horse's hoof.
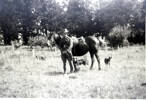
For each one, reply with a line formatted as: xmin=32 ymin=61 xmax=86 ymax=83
xmin=64 ymin=71 xmax=67 ymax=74
xmin=70 ymin=70 xmax=74 ymax=73
xmin=98 ymin=68 xmax=101 ymax=70
xmin=63 ymin=73 xmax=68 ymax=77
xmin=90 ymin=68 xmax=93 ymax=70
xmin=74 ymin=68 xmax=80 ymax=72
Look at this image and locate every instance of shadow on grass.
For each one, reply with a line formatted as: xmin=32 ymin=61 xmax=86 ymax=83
xmin=44 ymin=71 xmax=63 ymax=76
xmin=141 ymin=83 xmax=146 ymax=86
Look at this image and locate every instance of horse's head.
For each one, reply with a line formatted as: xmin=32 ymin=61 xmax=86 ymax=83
xmin=53 ymin=33 xmax=61 ymax=44
xmin=49 ymin=33 xmax=72 ymax=51
xmin=46 ymin=32 xmax=58 ymax=48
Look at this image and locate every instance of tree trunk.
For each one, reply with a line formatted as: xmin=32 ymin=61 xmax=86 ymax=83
xmin=2 ymin=27 xmax=11 ymax=45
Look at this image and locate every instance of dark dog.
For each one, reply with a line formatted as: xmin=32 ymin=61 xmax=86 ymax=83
xmin=73 ymin=58 xmax=88 ymax=66
xmin=36 ymin=56 xmax=46 ymax=60
xmin=104 ymin=56 xmax=112 ymax=66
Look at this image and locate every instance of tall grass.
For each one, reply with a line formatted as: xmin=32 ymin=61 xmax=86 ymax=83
xmin=0 ymin=45 xmax=145 ymax=98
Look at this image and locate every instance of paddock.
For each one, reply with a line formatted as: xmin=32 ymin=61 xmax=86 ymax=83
xmin=0 ymin=45 xmax=145 ymax=98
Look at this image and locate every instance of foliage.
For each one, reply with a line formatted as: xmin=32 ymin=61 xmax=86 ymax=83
xmin=28 ymin=35 xmax=48 ymax=48
xmin=107 ymin=25 xmax=131 ymax=48
xmin=0 ymin=0 xmax=145 ymax=45
xmin=66 ymin=0 xmax=93 ymax=37
xmin=128 ymin=1 xmax=145 ymax=44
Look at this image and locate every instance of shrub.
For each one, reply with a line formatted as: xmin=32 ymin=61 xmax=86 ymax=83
xmin=28 ymin=35 xmax=48 ymax=48
xmin=107 ymin=25 xmax=131 ymax=48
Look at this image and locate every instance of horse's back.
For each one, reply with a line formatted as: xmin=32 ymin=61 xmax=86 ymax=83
xmin=85 ymin=36 xmax=100 ymax=53
xmin=72 ymin=36 xmax=101 ymax=55
xmin=85 ymin=36 xmax=99 ymax=45
xmin=72 ymin=41 xmax=89 ymax=56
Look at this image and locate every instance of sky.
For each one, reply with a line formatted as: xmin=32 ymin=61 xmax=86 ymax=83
xmin=56 ymin=0 xmax=144 ymax=5
xmin=55 ymin=0 xmax=144 ymax=12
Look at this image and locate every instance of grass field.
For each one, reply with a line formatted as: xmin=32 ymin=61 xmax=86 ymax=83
xmin=0 ymin=45 xmax=145 ymax=98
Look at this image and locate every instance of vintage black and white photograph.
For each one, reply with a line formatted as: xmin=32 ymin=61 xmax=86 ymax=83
xmin=0 ymin=0 xmax=145 ymax=99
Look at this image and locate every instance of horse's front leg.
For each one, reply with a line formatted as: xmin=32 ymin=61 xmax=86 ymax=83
xmin=61 ymin=54 xmax=67 ymax=74
xmin=67 ymin=51 xmax=74 ymax=73
xmin=68 ymin=51 xmax=80 ymax=73
xmin=68 ymin=60 xmax=74 ymax=73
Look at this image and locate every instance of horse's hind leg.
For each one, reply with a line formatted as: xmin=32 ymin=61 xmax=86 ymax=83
xmin=73 ymin=58 xmax=80 ymax=72
xmin=61 ymin=55 xmax=67 ymax=74
xmin=90 ymin=53 xmax=95 ymax=70
xmin=95 ymin=53 xmax=101 ymax=70
xmin=68 ymin=60 xmax=74 ymax=73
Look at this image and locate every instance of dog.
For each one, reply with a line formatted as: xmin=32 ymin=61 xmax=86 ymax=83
xmin=104 ymin=56 xmax=112 ymax=66
xmin=36 ymin=56 xmax=46 ymax=60
xmin=73 ymin=58 xmax=88 ymax=66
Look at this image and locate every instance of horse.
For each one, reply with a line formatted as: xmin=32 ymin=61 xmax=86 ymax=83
xmin=51 ymin=33 xmax=105 ymax=74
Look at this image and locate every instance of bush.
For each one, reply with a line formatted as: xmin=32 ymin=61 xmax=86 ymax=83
xmin=127 ymin=32 xmax=145 ymax=45
xmin=28 ymin=35 xmax=49 ymax=48
xmin=107 ymin=25 xmax=131 ymax=48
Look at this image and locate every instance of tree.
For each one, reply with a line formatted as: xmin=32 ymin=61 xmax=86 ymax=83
xmin=93 ymin=0 xmax=138 ymax=36
xmin=66 ymin=0 xmax=94 ymax=37
xmin=0 ymin=0 xmax=37 ymax=45
xmin=0 ymin=0 xmax=19 ymax=44
xmin=15 ymin=0 xmax=36 ymax=44
xmin=128 ymin=0 xmax=145 ymax=44
xmin=33 ymin=0 xmax=66 ymax=36
xmin=0 ymin=0 xmax=145 ymax=45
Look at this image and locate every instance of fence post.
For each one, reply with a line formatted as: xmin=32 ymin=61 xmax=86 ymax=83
xmin=32 ymin=48 xmax=35 ymax=57
xmin=11 ymin=41 xmax=15 ymax=51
